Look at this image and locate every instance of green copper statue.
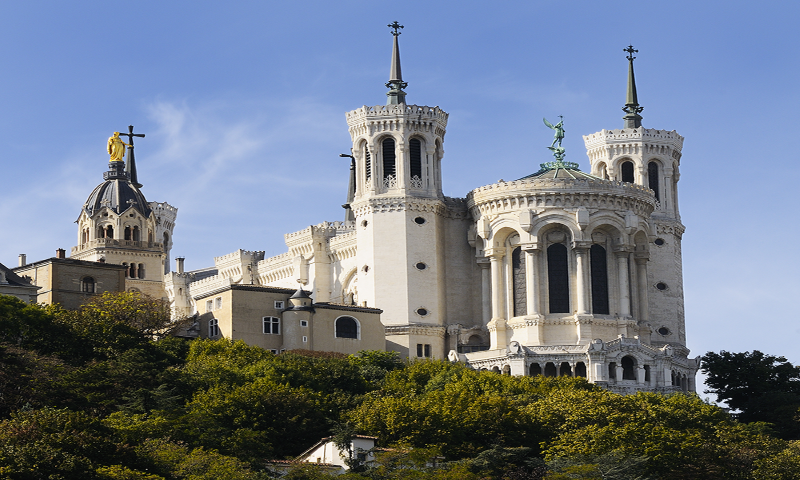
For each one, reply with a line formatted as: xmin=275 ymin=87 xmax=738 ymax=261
xmin=543 ymin=116 xmax=565 ymax=149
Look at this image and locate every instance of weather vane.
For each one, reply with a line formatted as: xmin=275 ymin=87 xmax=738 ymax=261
xmin=388 ymin=21 xmax=403 ymax=36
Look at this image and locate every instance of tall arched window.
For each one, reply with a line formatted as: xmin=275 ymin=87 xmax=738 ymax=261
xmin=621 ymin=161 xmax=634 ymax=183
xmin=382 ymin=138 xmax=396 ymax=188
xmin=409 ymin=138 xmax=422 ymax=188
xmin=363 ymin=143 xmax=371 ymax=181
xmin=163 ymin=232 xmax=169 ymax=251
xmin=511 ymin=246 xmax=527 ymax=317
xmin=124 ymin=226 xmax=132 ymax=240
xmin=138 ymin=263 xmax=145 ymax=279
xmin=106 ymin=225 xmax=114 ymax=238
xmin=590 ymin=244 xmax=609 ymax=314
xmin=133 ymin=226 xmax=140 ymax=241
xmin=547 ymin=243 xmax=570 ymax=313
xmin=648 ymin=161 xmax=660 ymax=201
xmin=335 ymin=316 xmax=359 ymax=339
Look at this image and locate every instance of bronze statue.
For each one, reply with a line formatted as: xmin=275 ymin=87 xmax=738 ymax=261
xmin=543 ymin=117 xmax=565 ymax=149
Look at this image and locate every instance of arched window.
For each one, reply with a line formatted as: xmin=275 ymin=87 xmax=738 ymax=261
xmin=133 ymin=226 xmax=140 ymax=241
xmin=409 ymin=138 xmax=422 ymax=188
xmin=597 ymin=162 xmax=608 ymax=179
xmin=163 ymin=233 xmax=169 ymax=251
xmin=530 ymin=363 xmax=542 ymax=376
xmin=209 ymin=319 xmax=220 ymax=337
xmin=648 ymin=161 xmax=660 ymax=201
xmin=621 ymin=355 xmax=636 ymax=380
xmin=608 ymin=362 xmax=617 ymax=379
xmin=512 ymin=246 xmax=527 ymax=317
xmin=138 ymin=263 xmax=145 ymax=279
xmin=560 ymin=362 xmax=572 ymax=376
xmin=621 ymin=161 xmax=634 ymax=183
xmin=544 ymin=362 xmax=557 ymax=377
xmin=590 ymin=244 xmax=609 ymax=314
xmin=575 ymin=362 xmax=587 ymax=378
xmin=547 ymin=243 xmax=570 ymax=313
xmin=81 ymin=276 xmax=95 ymax=293
xmin=124 ymin=226 xmax=132 ymax=240
xmin=363 ymin=143 xmax=371 ymax=181
xmin=382 ymin=138 xmax=396 ymax=187
xmin=106 ymin=225 xmax=114 ymax=239
xmin=335 ymin=316 xmax=359 ymax=339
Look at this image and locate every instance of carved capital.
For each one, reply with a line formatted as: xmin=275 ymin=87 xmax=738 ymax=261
xmin=485 ymin=247 xmax=506 ymax=259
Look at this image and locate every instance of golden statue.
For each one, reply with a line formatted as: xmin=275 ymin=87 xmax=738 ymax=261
xmin=107 ymin=132 xmax=130 ymax=162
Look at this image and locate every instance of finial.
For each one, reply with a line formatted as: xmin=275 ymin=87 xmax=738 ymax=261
xmin=386 ymin=21 xmax=408 ymax=105
xmin=622 ymin=45 xmax=643 ymax=129
xmin=388 ymin=21 xmax=403 ymax=36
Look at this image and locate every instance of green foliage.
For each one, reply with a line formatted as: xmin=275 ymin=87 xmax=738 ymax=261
xmin=702 ymin=350 xmax=800 ymax=439
xmin=751 ymin=440 xmax=800 ymax=479
xmin=0 ymin=407 xmax=119 ymax=479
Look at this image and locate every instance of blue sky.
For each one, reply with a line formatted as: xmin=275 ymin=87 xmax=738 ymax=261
xmin=1 ymin=1 xmax=799 ymax=384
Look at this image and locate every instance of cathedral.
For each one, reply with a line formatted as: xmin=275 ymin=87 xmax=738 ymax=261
xmin=17 ymin=25 xmax=698 ymax=394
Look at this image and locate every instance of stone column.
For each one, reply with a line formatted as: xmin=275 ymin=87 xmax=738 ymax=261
xmin=523 ymin=246 xmax=540 ymax=315
xmin=574 ymin=246 xmax=590 ymax=315
xmin=487 ymin=248 xmax=506 ymax=320
xmin=616 ymin=252 xmax=631 ymax=317
xmin=486 ymin=248 xmax=507 ymax=350
xmin=396 ymin=142 xmax=406 ymax=190
xmin=635 ymin=257 xmax=649 ymax=322
xmin=478 ymin=259 xmax=491 ymax=325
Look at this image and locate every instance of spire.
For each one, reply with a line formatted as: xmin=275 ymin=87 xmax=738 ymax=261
xmin=386 ymin=21 xmax=408 ymax=105
xmin=622 ymin=45 xmax=644 ymax=129
xmin=119 ymin=125 xmax=145 ymax=189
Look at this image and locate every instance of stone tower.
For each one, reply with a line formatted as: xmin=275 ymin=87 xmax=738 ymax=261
xmin=346 ymin=23 xmax=451 ymax=357
xmin=582 ymin=46 xmax=687 ymax=349
xmin=71 ymin=131 xmax=177 ymax=299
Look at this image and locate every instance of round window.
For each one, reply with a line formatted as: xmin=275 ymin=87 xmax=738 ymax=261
xmin=415 ymin=262 xmax=427 ymax=270
xmin=654 ymin=238 xmax=665 ymax=246
xmin=361 ymin=220 xmax=368 ymax=228
xmin=362 ymin=265 xmax=369 ymax=273
xmin=657 ymin=327 xmax=671 ymax=336
xmin=656 ymin=282 xmax=668 ymax=291
xmin=416 ymin=308 xmax=428 ymax=316
xmin=414 ymin=217 xmax=426 ymax=225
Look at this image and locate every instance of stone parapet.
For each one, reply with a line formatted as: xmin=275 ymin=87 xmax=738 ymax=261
xmin=467 ymin=177 xmax=656 ymax=218
xmin=345 ymin=104 xmax=448 ymax=140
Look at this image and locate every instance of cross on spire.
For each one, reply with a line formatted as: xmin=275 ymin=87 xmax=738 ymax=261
xmin=388 ymin=21 xmax=403 ymax=36
xmin=118 ymin=125 xmax=145 ymax=146
xmin=624 ymin=45 xmax=638 ymax=61
xmin=119 ymin=125 xmax=145 ymax=189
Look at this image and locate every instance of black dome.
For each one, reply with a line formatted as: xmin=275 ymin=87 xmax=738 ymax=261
xmin=83 ymin=162 xmax=152 ymax=217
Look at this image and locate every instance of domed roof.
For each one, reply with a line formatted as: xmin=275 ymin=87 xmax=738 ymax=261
xmin=83 ymin=162 xmax=151 ymax=217
xmin=518 ymin=160 xmax=602 ymax=181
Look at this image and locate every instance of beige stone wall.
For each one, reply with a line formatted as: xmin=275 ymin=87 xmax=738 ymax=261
xmin=14 ymin=259 xmax=126 ymax=310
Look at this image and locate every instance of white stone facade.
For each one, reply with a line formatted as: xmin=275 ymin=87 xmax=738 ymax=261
xmin=167 ymin=38 xmax=698 ymax=392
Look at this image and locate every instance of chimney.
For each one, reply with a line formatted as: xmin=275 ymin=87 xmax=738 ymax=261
xmin=18 ymin=254 xmax=26 ymax=267
xmin=56 ymin=248 xmax=66 ymax=259
xmin=176 ymin=257 xmax=185 ymax=274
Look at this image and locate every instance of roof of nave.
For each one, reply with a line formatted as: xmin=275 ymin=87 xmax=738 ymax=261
xmin=83 ymin=161 xmax=152 ymax=218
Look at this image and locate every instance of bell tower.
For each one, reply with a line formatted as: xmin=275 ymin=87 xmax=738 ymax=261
xmin=583 ymin=47 xmax=687 ymax=348
xmin=72 ymin=127 xmax=177 ymax=299
xmin=346 ymin=23 xmax=451 ymax=358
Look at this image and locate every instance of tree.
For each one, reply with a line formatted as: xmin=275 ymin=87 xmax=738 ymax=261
xmin=702 ymin=350 xmax=800 ymax=439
